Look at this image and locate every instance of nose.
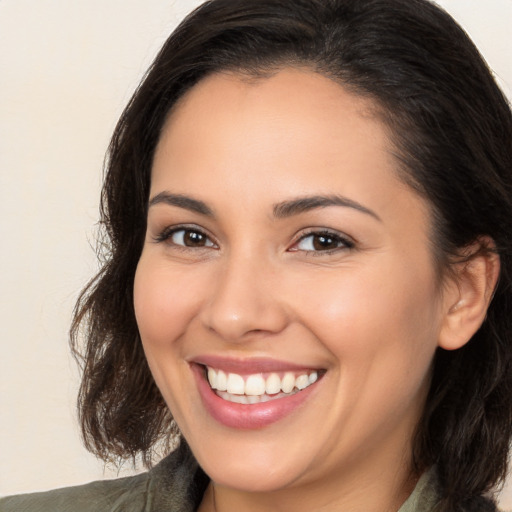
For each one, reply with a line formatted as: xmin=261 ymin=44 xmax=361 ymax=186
xmin=200 ymin=253 xmax=289 ymax=342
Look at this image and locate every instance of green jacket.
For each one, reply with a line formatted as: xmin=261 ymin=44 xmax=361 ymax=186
xmin=0 ymin=443 xmax=208 ymax=512
xmin=0 ymin=443 xmax=493 ymax=511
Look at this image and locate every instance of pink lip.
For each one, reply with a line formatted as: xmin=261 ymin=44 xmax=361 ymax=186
xmin=191 ymin=355 xmax=319 ymax=374
xmin=191 ymin=362 xmax=322 ymax=430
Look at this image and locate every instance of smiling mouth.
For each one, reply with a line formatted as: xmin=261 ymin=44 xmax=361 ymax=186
xmin=204 ymin=366 xmax=323 ymax=405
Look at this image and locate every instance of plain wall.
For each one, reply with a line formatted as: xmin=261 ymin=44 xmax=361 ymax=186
xmin=1 ymin=0 xmax=511 ymax=505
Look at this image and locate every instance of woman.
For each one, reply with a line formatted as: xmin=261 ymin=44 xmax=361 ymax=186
xmin=2 ymin=0 xmax=511 ymax=510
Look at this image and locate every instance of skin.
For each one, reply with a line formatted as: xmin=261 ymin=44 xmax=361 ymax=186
xmin=133 ymin=68 xmax=495 ymax=512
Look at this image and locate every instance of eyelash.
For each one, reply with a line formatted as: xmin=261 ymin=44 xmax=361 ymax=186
xmin=153 ymin=226 xmax=355 ymax=254
xmin=153 ymin=225 xmax=217 ymax=249
xmin=290 ymin=229 xmax=355 ymax=255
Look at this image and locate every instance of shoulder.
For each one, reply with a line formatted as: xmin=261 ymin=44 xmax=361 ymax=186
xmin=0 ymin=442 xmax=209 ymax=512
xmin=399 ymin=468 xmax=500 ymax=512
xmin=0 ymin=471 xmax=151 ymax=512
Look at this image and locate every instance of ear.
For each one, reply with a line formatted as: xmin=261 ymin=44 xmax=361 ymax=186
xmin=438 ymin=239 xmax=500 ymax=351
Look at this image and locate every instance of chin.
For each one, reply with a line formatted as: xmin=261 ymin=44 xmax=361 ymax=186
xmin=202 ymin=459 xmax=304 ymax=492
xmin=186 ymin=434 xmax=313 ymax=492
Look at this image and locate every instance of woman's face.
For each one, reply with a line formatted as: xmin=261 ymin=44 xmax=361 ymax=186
xmin=134 ymin=69 xmax=447 ymax=495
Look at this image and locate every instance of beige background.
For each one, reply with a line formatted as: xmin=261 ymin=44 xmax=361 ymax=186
xmin=1 ymin=0 xmax=511 ymax=506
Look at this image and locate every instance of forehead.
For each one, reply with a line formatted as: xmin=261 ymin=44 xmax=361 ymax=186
xmin=161 ymin=68 xmax=383 ymax=143
xmin=154 ymin=69 xmax=391 ymax=185
xmin=151 ymin=68 xmax=429 ymax=232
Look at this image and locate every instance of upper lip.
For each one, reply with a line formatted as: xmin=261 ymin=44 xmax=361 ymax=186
xmin=190 ymin=355 xmax=323 ymax=374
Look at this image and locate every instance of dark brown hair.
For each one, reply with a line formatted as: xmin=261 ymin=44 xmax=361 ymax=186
xmin=71 ymin=1 xmax=512 ymax=510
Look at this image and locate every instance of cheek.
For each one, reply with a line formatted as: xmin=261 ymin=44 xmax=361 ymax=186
xmin=133 ymin=257 xmax=202 ymax=353
xmin=133 ymin=257 xmax=207 ymax=424
xmin=314 ymin=268 xmax=439 ymax=431
xmin=295 ymin=261 xmax=441 ymax=378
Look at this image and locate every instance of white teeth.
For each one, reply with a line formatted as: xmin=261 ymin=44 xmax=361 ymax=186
xmin=217 ymin=389 xmax=296 ymax=404
xmin=265 ymin=373 xmax=281 ymax=395
xmin=207 ymin=367 xmax=216 ymax=388
xmin=224 ymin=393 xmax=248 ymax=404
xmin=295 ymin=374 xmax=309 ymax=390
xmin=216 ymin=370 xmax=227 ymax=391
xmin=245 ymin=374 xmax=266 ymax=396
xmin=206 ymin=367 xmax=320 ymax=399
xmin=281 ymin=372 xmax=295 ymax=393
xmin=226 ymin=373 xmax=245 ymax=395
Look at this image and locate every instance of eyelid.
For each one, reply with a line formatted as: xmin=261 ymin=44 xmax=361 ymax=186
xmin=289 ymin=228 xmax=355 ymax=253
xmin=151 ymin=224 xmax=354 ymax=253
xmin=152 ymin=224 xmax=218 ymax=248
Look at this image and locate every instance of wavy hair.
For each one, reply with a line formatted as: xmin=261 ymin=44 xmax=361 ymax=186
xmin=71 ymin=1 xmax=512 ymax=510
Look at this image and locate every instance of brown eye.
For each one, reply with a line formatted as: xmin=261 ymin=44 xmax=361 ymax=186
xmin=169 ymin=228 xmax=215 ymax=248
xmin=312 ymin=234 xmax=340 ymax=250
xmin=294 ymin=232 xmax=353 ymax=252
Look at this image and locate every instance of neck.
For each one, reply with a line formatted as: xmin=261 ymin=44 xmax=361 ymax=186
xmin=199 ymin=459 xmax=420 ymax=512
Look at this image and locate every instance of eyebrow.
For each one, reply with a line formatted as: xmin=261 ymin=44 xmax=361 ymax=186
xmin=273 ymin=194 xmax=381 ymax=221
xmin=148 ymin=192 xmax=214 ymax=216
xmin=148 ymin=191 xmax=380 ymax=222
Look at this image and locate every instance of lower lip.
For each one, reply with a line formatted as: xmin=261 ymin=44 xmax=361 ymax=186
xmin=191 ymin=364 xmax=321 ymax=429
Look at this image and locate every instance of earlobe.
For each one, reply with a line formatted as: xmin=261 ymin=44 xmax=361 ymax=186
xmin=438 ymin=242 xmax=500 ymax=351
